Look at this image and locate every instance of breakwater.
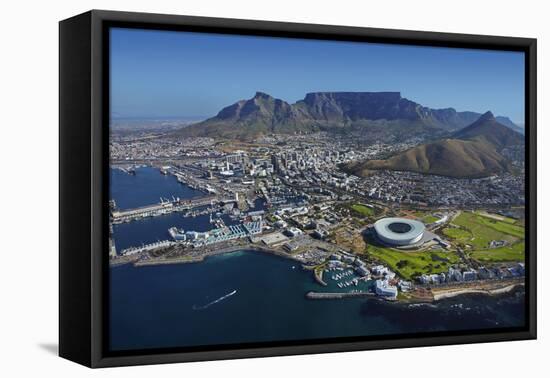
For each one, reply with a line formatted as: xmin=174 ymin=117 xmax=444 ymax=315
xmin=306 ymin=291 xmax=375 ymax=299
xmin=132 ymin=244 xmax=303 ymax=267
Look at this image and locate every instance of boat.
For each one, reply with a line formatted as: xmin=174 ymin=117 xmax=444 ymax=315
xmin=192 ymin=290 xmax=237 ymax=310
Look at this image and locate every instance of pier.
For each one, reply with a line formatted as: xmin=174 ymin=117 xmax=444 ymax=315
xmin=120 ymin=240 xmax=176 ymax=256
xmin=111 ymin=195 xmax=235 ymax=224
xmin=305 ymin=291 xmax=375 ymax=299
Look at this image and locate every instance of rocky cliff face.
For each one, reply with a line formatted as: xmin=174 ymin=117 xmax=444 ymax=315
xmin=300 ymin=92 xmax=407 ymax=121
xmin=297 ymin=92 xmax=481 ymax=129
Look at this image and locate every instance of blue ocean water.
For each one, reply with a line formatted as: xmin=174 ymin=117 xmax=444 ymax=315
xmin=109 ymin=167 xmax=526 ymax=352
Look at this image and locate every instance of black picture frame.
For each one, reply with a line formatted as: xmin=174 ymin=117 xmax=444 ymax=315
xmin=59 ymin=9 xmax=537 ymax=368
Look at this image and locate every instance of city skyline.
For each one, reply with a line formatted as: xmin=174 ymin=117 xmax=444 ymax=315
xmin=110 ymin=28 xmax=525 ymax=123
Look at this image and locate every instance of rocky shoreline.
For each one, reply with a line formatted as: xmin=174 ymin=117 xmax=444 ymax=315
xmin=432 ymin=282 xmax=524 ymax=301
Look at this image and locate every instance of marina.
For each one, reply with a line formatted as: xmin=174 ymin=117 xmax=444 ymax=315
xmin=110 ymin=167 xmax=268 ymax=252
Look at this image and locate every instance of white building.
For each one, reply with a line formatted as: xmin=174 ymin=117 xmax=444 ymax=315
xmin=285 ymin=227 xmax=303 ymax=238
xmin=375 ymin=279 xmax=398 ymax=299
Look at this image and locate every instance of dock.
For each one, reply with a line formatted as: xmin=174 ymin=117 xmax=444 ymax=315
xmin=111 ymin=195 xmax=235 ymax=224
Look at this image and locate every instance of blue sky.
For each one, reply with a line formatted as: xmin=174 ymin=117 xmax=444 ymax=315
xmin=110 ymin=27 xmax=525 ymax=123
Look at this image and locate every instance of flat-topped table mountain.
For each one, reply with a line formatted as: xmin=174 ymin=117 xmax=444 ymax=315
xmin=173 ymin=91 xmax=520 ymax=141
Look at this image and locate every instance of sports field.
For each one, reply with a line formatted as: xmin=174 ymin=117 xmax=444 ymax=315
xmin=422 ymin=215 xmax=438 ymax=224
xmin=350 ymin=203 xmax=375 ymax=217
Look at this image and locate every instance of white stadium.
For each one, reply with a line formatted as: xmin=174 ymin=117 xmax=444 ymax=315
xmin=373 ymin=217 xmax=426 ymax=246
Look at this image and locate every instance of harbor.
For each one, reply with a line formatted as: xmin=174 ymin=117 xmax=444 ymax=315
xmin=111 ymin=196 xmax=219 ymax=224
xmin=110 ymin=166 xmax=268 ymax=253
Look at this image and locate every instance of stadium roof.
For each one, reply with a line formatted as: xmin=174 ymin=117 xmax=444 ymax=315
xmin=374 ymin=218 xmax=425 ymax=245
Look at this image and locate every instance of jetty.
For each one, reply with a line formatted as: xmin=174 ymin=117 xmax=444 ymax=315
xmin=305 ymin=291 xmax=375 ymax=299
xmin=111 ymin=195 xmax=234 ymax=224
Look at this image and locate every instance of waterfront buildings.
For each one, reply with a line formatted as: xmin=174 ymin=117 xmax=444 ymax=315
xmin=168 ymin=219 xmax=264 ymax=247
xmin=375 ymin=279 xmax=398 ymax=299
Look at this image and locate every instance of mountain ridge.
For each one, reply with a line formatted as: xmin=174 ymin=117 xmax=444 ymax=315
xmin=173 ymin=92 xmax=520 ymax=140
xmin=452 ymin=111 xmax=524 ymax=148
xmin=344 ymin=112 xmax=524 ymax=179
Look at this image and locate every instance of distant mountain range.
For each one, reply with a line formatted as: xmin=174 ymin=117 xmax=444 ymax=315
xmin=494 ymin=116 xmax=524 ymax=134
xmin=173 ymin=91 xmax=522 ymax=140
xmin=344 ymin=112 xmax=524 ymax=178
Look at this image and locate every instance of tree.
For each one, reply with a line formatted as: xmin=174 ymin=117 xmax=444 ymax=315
xmin=396 ymin=260 xmax=409 ymax=269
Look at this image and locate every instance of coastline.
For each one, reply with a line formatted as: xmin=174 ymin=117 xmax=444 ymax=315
xmin=131 ymin=244 xmax=304 ymax=267
xmin=431 ymin=281 xmax=524 ymax=301
xmin=306 ymin=281 xmax=524 ymax=304
xmin=112 ymin=244 xmax=525 ymax=304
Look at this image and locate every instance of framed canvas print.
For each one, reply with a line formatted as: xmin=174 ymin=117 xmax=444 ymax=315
xmin=59 ymin=10 xmax=537 ymax=368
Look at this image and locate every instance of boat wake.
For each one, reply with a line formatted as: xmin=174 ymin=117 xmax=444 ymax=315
xmin=192 ymin=290 xmax=237 ymax=310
